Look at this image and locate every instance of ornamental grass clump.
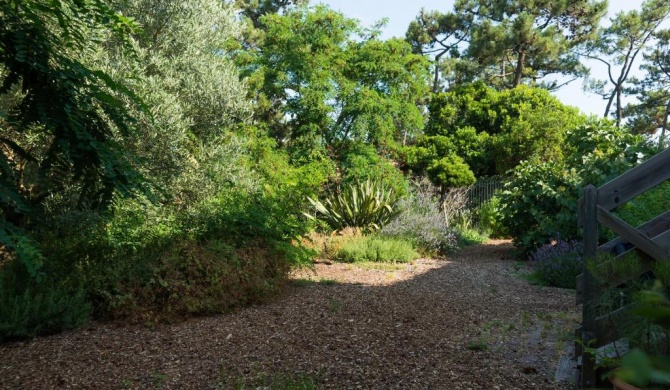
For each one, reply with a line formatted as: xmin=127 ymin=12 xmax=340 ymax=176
xmin=529 ymin=239 xmax=583 ymax=289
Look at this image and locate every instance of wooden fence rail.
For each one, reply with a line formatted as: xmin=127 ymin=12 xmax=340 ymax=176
xmin=576 ymin=146 xmax=670 ymax=388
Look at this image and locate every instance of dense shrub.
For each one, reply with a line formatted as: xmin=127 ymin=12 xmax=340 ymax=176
xmin=341 ymin=144 xmax=409 ymax=197
xmin=499 ymin=119 xmax=653 ymax=255
xmin=336 ymin=236 xmax=419 ymax=263
xmin=499 ymin=160 xmax=580 ymax=253
xmin=4 ymin=135 xmax=320 ymax=329
xmin=380 ymin=182 xmax=458 ymax=254
xmin=529 ymin=239 xmax=583 ymax=289
xmin=0 ymin=262 xmax=89 ymax=341
xmin=407 ymin=82 xmax=587 ymax=179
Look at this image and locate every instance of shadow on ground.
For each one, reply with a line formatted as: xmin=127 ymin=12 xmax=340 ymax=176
xmin=0 ymin=240 xmax=578 ymax=389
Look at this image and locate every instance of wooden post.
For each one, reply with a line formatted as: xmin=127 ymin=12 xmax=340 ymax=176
xmin=581 ymin=185 xmax=598 ymax=388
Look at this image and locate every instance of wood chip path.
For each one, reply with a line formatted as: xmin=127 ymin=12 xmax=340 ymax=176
xmin=0 ymin=240 xmax=578 ymax=389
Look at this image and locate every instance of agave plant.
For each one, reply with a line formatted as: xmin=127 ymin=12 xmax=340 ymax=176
xmin=306 ymin=179 xmax=402 ymax=232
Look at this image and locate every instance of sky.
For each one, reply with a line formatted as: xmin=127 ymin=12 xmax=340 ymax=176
xmin=316 ymin=0 xmax=653 ymax=116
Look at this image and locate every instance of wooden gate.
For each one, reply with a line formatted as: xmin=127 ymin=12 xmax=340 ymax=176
xmin=576 ymin=146 xmax=670 ymax=388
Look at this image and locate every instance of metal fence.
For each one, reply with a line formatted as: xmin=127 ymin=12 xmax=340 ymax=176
xmin=466 ymin=176 xmax=506 ymax=228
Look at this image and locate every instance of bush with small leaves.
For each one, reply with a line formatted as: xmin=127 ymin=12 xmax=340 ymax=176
xmin=529 ymin=239 xmax=583 ymax=289
xmin=380 ymin=182 xmax=458 ymax=254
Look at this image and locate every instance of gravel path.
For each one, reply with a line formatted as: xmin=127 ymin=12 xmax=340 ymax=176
xmin=0 ymin=240 xmax=579 ymax=389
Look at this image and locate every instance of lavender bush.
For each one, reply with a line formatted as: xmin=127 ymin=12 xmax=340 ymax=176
xmin=380 ymin=182 xmax=458 ymax=254
xmin=529 ymin=239 xmax=583 ymax=289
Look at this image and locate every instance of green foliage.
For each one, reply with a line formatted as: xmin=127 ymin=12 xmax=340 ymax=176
xmin=405 ymin=9 xmax=471 ymax=91
xmin=498 ymin=160 xmax=580 ymax=253
xmin=0 ymin=0 xmax=149 ymax=278
xmin=408 ymin=0 xmax=606 ymax=89
xmin=609 ymin=282 xmax=670 ymax=387
xmin=498 ymin=119 xmax=650 ymax=254
xmin=96 ymin=0 xmax=250 ymax=189
xmin=0 ymin=0 xmax=146 ymax=214
xmin=454 ymin=0 xmax=606 ymax=89
xmin=606 ymin=182 xmax=670 ymax=240
xmin=0 ymin=261 xmax=89 ymax=341
xmin=380 ymin=182 xmax=458 ymax=254
xmin=307 ymin=180 xmax=402 ymax=233
xmin=235 ymin=5 xmax=430 ymax=165
xmin=454 ymin=227 xmax=488 ymax=247
xmin=585 ymin=0 xmax=670 ymax=125
xmin=340 ymin=144 xmax=409 ymax=197
xmin=406 ymin=83 xmax=587 ymax=180
xmin=426 ymin=154 xmax=476 ymax=189
xmin=477 ymin=196 xmax=508 ymax=238
xmin=627 ymin=27 xmax=670 ymax=142
xmin=335 ymin=236 xmax=419 ymax=263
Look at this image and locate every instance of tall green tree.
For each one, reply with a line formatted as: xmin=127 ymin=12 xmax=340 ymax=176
xmin=626 ymin=29 xmax=670 ymax=144
xmin=97 ymin=0 xmax=251 ymax=190
xmin=0 ymin=0 xmax=142 ymax=215
xmin=236 ymin=5 xmax=430 ymax=165
xmin=0 ymin=0 xmax=144 ymax=271
xmin=583 ymin=0 xmax=670 ymax=126
xmin=405 ymin=82 xmax=586 ymax=180
xmin=453 ymin=0 xmax=606 ymax=89
xmin=405 ymin=9 xmax=472 ymax=92
xmin=235 ymin=0 xmax=307 ymax=29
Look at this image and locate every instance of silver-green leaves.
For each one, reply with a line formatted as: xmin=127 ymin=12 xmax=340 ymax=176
xmin=306 ymin=179 xmax=402 ymax=232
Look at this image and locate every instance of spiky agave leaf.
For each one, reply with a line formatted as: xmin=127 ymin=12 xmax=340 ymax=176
xmin=306 ymin=179 xmax=403 ymax=232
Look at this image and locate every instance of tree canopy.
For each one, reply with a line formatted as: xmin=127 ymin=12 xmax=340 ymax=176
xmin=407 ymin=0 xmax=607 ymax=91
xmin=236 ymin=5 xmax=430 ymax=165
xmin=405 ymin=82 xmax=586 ymax=183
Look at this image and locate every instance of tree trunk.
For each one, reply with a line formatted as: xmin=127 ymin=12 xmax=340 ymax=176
xmin=512 ymin=51 xmax=525 ymax=87
xmin=433 ymin=51 xmax=445 ymax=93
xmin=660 ymin=98 xmax=670 ymax=149
xmin=616 ymin=88 xmax=623 ymax=127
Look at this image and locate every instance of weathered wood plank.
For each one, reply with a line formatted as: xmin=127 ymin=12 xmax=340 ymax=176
xmin=575 ymin=231 xmax=670 ymax=305
xmin=599 ymin=210 xmax=670 ymax=253
xmin=597 ymin=206 xmax=670 ymax=262
xmin=581 ymin=185 xmax=599 ymax=389
xmin=574 ymin=306 xmax=630 ymax=358
xmin=577 ymin=147 xmax=670 ymax=227
xmin=597 ymin=147 xmax=670 ymax=212
xmin=576 ymin=250 xmax=653 ymax=306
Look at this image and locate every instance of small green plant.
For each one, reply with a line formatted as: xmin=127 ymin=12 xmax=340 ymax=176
xmin=306 ymin=179 xmax=402 ymax=232
xmin=477 ymin=196 xmax=508 ymax=238
xmin=151 ymin=372 xmax=168 ymax=388
xmin=329 ymin=299 xmax=341 ymax=312
xmin=466 ymin=340 xmax=488 ymax=351
xmin=613 ymin=282 xmax=670 ymax=387
xmin=335 ymin=236 xmax=419 ymax=263
xmin=455 ymin=227 xmax=488 ymax=247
